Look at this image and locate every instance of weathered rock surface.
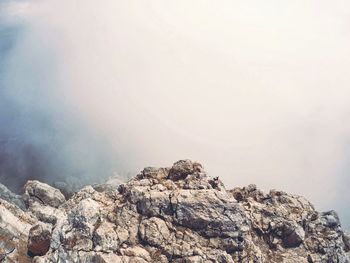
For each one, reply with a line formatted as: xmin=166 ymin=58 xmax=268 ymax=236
xmin=23 ymin=180 xmax=66 ymax=208
xmin=0 ymin=160 xmax=349 ymax=262
xmin=27 ymin=223 xmax=52 ymax=257
xmin=0 ymin=199 xmax=37 ymax=263
xmin=0 ymin=183 xmax=25 ymax=210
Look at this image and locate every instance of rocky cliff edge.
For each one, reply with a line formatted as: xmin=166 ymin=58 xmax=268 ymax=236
xmin=0 ymin=160 xmax=349 ymax=263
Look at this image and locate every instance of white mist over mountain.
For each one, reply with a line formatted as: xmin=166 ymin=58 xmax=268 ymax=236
xmin=1 ymin=0 xmax=350 ymax=226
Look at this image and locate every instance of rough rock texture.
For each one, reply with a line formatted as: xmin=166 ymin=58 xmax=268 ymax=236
xmin=0 ymin=160 xmax=349 ymax=263
xmin=0 ymin=199 xmax=37 ymax=263
xmin=27 ymin=223 xmax=52 ymax=257
xmin=0 ymin=183 xmax=25 ymax=210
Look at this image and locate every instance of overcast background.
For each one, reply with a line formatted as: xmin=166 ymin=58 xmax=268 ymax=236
xmin=1 ymin=0 xmax=350 ymax=228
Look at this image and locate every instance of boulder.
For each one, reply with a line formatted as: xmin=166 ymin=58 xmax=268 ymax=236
xmin=167 ymin=160 xmax=202 ymax=181
xmin=23 ymin=180 xmax=66 ymax=208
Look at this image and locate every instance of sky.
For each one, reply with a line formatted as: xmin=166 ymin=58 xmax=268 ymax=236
xmin=0 ymin=0 xmax=350 ymax=227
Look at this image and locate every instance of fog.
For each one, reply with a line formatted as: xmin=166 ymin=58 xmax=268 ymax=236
xmin=1 ymin=0 xmax=350 ymax=227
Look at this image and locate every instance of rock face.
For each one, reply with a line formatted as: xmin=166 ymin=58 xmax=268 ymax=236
xmin=0 ymin=160 xmax=349 ymax=262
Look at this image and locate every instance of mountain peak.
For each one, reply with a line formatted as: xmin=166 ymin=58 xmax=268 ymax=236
xmin=0 ymin=160 xmax=349 ymax=262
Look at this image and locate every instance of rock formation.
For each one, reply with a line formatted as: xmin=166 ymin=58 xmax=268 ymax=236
xmin=0 ymin=160 xmax=349 ymax=262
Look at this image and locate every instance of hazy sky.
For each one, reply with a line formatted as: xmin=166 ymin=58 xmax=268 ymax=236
xmin=1 ymin=0 xmax=350 ymax=227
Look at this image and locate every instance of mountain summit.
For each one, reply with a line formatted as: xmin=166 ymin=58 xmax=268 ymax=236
xmin=0 ymin=160 xmax=349 ymax=262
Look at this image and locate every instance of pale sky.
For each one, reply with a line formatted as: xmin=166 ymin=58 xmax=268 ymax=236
xmin=1 ymin=0 xmax=350 ymax=226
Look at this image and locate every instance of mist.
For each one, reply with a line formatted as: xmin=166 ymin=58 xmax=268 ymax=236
xmin=1 ymin=0 xmax=350 ymax=227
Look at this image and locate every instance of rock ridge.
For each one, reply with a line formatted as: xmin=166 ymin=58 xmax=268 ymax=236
xmin=0 ymin=160 xmax=349 ymax=262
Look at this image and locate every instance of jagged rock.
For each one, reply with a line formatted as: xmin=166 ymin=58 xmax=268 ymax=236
xmin=139 ymin=167 xmax=169 ymax=180
xmin=93 ymin=221 xmax=120 ymax=252
xmin=0 ymin=160 xmax=349 ymax=262
xmin=321 ymin=210 xmax=341 ymax=228
xmin=172 ymin=189 xmax=249 ymax=239
xmin=120 ymin=246 xmax=152 ymax=262
xmin=139 ymin=217 xmax=170 ymax=247
xmin=22 ymin=181 xmax=66 ymax=226
xmin=27 ymin=202 xmax=64 ymax=225
xmin=168 ymin=159 xmax=202 ymax=181
xmin=281 ymin=223 xmax=305 ymax=248
xmin=27 ymin=223 xmax=52 ymax=256
xmin=0 ymin=199 xmax=36 ymax=263
xmin=23 ymin=180 xmax=66 ymax=208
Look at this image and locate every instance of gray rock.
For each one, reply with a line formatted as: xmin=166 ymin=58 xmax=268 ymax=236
xmin=343 ymin=232 xmax=350 ymax=252
xmin=321 ymin=210 xmax=341 ymax=228
xmin=140 ymin=167 xmax=169 ymax=180
xmin=0 ymin=183 xmax=25 ymax=209
xmin=23 ymin=180 xmax=66 ymax=208
xmin=139 ymin=217 xmax=170 ymax=247
xmin=168 ymin=159 xmax=202 ymax=181
xmin=93 ymin=221 xmax=120 ymax=252
xmin=282 ymin=223 xmax=305 ymax=248
xmin=0 ymin=160 xmax=349 ymax=263
xmin=173 ymin=189 xmax=248 ymax=238
xmin=0 ymin=199 xmax=36 ymax=263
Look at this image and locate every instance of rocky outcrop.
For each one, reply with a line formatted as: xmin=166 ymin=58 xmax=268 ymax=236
xmin=0 ymin=160 xmax=349 ymax=262
xmin=0 ymin=199 xmax=36 ymax=263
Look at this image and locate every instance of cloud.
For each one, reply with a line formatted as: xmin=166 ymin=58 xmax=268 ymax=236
xmin=1 ymin=0 xmax=350 ymax=227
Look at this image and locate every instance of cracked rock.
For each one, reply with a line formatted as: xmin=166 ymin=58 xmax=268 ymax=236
xmin=23 ymin=180 xmax=66 ymax=208
xmin=139 ymin=217 xmax=170 ymax=247
xmin=168 ymin=159 xmax=202 ymax=181
xmin=0 ymin=160 xmax=349 ymax=262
